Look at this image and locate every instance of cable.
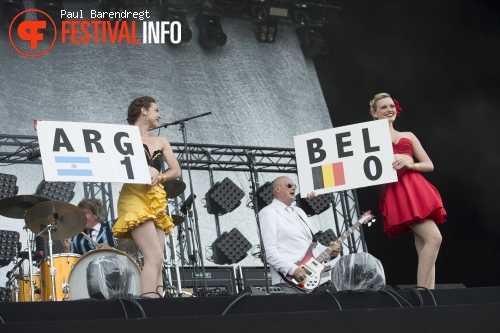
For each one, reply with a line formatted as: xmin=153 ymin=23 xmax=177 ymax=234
xmin=111 ymin=294 xmax=147 ymax=318
xmin=410 ymin=287 xmax=437 ymax=306
xmin=0 ymin=315 xmax=5 ymax=324
xmin=115 ymin=297 xmax=128 ymax=319
xmin=323 ymin=290 xmax=343 ymax=310
xmin=382 ymin=289 xmax=414 ymax=307
xmin=221 ymin=292 xmax=252 ymax=315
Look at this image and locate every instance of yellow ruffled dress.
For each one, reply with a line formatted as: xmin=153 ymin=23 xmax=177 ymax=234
xmin=112 ymin=145 xmax=174 ymax=239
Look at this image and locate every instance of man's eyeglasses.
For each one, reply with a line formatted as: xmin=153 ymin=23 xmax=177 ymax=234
xmin=277 ymin=183 xmax=297 ymax=189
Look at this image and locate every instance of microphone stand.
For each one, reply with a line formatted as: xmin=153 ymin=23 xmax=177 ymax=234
xmin=155 ymin=112 xmax=212 ymax=293
xmin=244 ymin=150 xmax=271 ymax=293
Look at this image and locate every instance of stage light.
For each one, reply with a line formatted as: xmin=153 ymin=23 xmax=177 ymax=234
xmin=35 ymin=180 xmax=75 ymax=202
xmin=212 ymin=228 xmax=251 ymax=264
xmin=255 ymin=19 xmax=277 ymax=43
xmin=195 ymin=13 xmax=227 ymax=49
xmin=314 ymin=229 xmax=337 ymax=247
xmin=291 ymin=4 xmax=309 ymax=27
xmin=160 ymin=8 xmax=192 ymax=43
xmin=0 ymin=286 xmax=12 ymax=302
xmin=0 ymin=173 xmax=18 ymax=200
xmin=296 ymin=27 xmax=329 ymax=58
xmin=0 ymin=0 xmax=25 ymax=31
xmin=249 ymin=1 xmax=267 ymax=23
xmin=205 ymin=177 xmax=244 ymax=215
xmin=0 ymin=229 xmax=20 ymax=267
xmin=35 ymin=0 xmax=63 ymax=31
xmin=296 ymin=192 xmax=334 ymax=216
xmin=256 ymin=181 xmax=273 ymax=211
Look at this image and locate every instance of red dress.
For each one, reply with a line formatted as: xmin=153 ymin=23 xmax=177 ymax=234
xmin=380 ymin=138 xmax=447 ymax=238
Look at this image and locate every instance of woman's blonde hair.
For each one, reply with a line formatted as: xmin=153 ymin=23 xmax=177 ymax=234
xmin=369 ymin=93 xmax=391 ymax=115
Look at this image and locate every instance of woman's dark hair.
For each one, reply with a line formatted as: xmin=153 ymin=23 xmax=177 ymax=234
xmin=127 ymin=96 xmax=156 ymax=125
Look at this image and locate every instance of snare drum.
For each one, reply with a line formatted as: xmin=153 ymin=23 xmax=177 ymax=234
xmin=68 ymin=248 xmax=141 ymax=300
xmin=13 ymin=274 xmax=41 ymax=302
xmin=40 ymin=254 xmax=80 ymax=301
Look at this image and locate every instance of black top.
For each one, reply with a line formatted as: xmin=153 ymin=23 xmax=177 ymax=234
xmin=144 ymin=144 xmax=163 ymax=172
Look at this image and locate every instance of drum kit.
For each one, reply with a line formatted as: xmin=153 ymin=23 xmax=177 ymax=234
xmin=0 ymin=180 xmax=187 ymax=301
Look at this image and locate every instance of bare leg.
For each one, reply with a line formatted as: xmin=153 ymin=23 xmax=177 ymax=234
xmin=410 ymin=220 xmax=442 ymax=289
xmin=131 ymin=221 xmax=164 ymax=298
xmin=156 ymin=228 xmax=166 ymax=296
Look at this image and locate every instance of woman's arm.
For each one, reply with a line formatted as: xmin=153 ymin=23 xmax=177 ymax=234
xmin=408 ymin=132 xmax=434 ymax=172
xmin=155 ymin=136 xmax=181 ymax=183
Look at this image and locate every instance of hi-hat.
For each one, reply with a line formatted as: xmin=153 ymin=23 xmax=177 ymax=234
xmin=25 ymin=201 xmax=86 ymax=240
xmin=116 ymin=238 xmax=139 ymax=254
xmin=163 ymin=180 xmax=186 ymax=198
xmin=0 ymin=195 xmax=50 ymax=219
xmin=171 ymin=214 xmax=185 ymax=226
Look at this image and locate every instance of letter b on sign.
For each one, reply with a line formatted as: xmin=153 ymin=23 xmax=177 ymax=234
xmin=307 ymin=138 xmax=327 ymax=164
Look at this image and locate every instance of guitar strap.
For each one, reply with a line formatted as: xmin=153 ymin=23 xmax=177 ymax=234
xmin=295 ymin=211 xmax=317 ymax=243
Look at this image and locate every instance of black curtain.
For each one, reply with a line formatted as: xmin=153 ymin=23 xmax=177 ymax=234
xmin=314 ymin=0 xmax=500 ymax=287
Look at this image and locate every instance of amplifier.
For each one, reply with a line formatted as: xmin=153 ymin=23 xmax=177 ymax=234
xmin=240 ymin=266 xmax=271 ymax=289
xmin=167 ymin=266 xmax=237 ymax=295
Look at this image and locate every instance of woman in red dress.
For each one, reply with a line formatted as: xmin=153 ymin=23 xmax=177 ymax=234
xmin=370 ymin=93 xmax=446 ymax=289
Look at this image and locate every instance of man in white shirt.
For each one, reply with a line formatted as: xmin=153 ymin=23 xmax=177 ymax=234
xmin=260 ymin=176 xmax=341 ymax=293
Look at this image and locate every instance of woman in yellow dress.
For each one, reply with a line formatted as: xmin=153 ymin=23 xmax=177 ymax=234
xmin=113 ymin=96 xmax=181 ymax=298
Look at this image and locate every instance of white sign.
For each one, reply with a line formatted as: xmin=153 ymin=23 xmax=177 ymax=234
xmin=294 ymin=119 xmax=397 ymax=197
xmin=37 ymin=121 xmax=151 ymax=183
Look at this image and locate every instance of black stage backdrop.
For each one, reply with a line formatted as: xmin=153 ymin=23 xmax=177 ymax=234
xmin=315 ymin=0 xmax=500 ymax=287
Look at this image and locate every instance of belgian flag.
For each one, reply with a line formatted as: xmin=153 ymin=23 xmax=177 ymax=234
xmin=312 ymin=162 xmax=346 ymax=190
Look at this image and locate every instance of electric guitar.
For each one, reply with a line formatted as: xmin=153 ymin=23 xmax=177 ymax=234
xmin=279 ymin=210 xmax=375 ymax=292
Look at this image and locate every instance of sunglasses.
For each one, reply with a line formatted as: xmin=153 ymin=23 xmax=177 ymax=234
xmin=277 ymin=183 xmax=297 ymax=189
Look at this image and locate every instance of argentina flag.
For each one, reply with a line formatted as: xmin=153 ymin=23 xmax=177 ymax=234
xmin=55 ymin=156 xmax=93 ymax=176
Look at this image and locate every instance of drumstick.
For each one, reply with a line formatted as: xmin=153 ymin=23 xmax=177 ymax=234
xmin=80 ymin=232 xmax=99 ymax=247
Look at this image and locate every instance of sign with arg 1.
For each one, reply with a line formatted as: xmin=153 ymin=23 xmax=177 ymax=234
xmin=37 ymin=121 xmax=150 ymax=184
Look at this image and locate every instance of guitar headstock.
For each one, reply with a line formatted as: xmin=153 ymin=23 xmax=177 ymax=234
xmin=358 ymin=210 xmax=376 ymax=226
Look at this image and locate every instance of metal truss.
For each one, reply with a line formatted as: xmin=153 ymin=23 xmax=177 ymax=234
xmin=0 ymin=134 xmax=366 ymax=255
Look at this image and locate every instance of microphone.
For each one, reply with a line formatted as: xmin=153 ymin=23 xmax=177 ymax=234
xmin=6 ymin=258 xmax=26 ymax=279
xmin=18 ymin=250 xmax=45 ymax=261
xmin=180 ymin=194 xmax=196 ymax=215
xmin=27 ymin=148 xmax=41 ymax=161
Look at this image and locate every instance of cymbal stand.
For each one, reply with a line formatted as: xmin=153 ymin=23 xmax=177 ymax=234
xmin=37 ymin=219 xmax=58 ymax=301
xmin=21 ymin=225 xmax=37 ymax=302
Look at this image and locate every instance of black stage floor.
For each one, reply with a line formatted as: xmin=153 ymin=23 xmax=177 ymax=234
xmin=1 ymin=287 xmax=500 ymax=332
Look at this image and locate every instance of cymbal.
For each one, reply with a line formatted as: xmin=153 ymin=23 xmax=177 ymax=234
xmin=171 ymin=214 xmax=185 ymax=226
xmin=116 ymin=238 xmax=139 ymax=254
xmin=25 ymin=201 xmax=86 ymax=240
xmin=0 ymin=195 xmax=51 ymax=219
xmin=163 ymin=180 xmax=186 ymax=198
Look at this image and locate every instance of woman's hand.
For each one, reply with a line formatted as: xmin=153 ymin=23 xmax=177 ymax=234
xmin=33 ymin=119 xmax=43 ymax=131
xmin=145 ymin=167 xmax=160 ymax=186
xmin=393 ymin=154 xmax=414 ymax=171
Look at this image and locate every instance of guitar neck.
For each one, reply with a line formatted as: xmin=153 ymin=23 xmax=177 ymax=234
xmin=315 ymin=221 xmax=362 ymax=262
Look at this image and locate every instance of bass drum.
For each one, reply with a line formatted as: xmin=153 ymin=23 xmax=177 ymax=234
xmin=68 ymin=248 xmax=141 ymax=300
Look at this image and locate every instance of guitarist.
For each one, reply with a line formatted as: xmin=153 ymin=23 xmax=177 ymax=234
xmin=260 ymin=176 xmax=342 ymax=294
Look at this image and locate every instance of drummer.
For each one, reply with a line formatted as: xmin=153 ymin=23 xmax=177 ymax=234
xmin=61 ymin=198 xmax=116 ymax=255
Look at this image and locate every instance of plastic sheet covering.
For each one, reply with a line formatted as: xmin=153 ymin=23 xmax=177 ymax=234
xmin=86 ymin=254 xmax=134 ymax=299
xmin=332 ymin=253 xmax=386 ymax=291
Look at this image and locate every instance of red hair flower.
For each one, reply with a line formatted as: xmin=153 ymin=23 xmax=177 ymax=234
xmin=393 ymin=99 xmax=402 ymax=116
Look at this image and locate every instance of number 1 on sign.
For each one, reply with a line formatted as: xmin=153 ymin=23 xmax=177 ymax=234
xmin=120 ymin=156 xmax=135 ymax=179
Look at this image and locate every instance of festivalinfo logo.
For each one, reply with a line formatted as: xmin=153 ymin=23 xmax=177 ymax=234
xmin=9 ymin=9 xmax=182 ymax=57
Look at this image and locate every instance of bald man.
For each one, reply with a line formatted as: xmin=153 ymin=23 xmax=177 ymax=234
xmin=260 ymin=176 xmax=341 ymax=294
